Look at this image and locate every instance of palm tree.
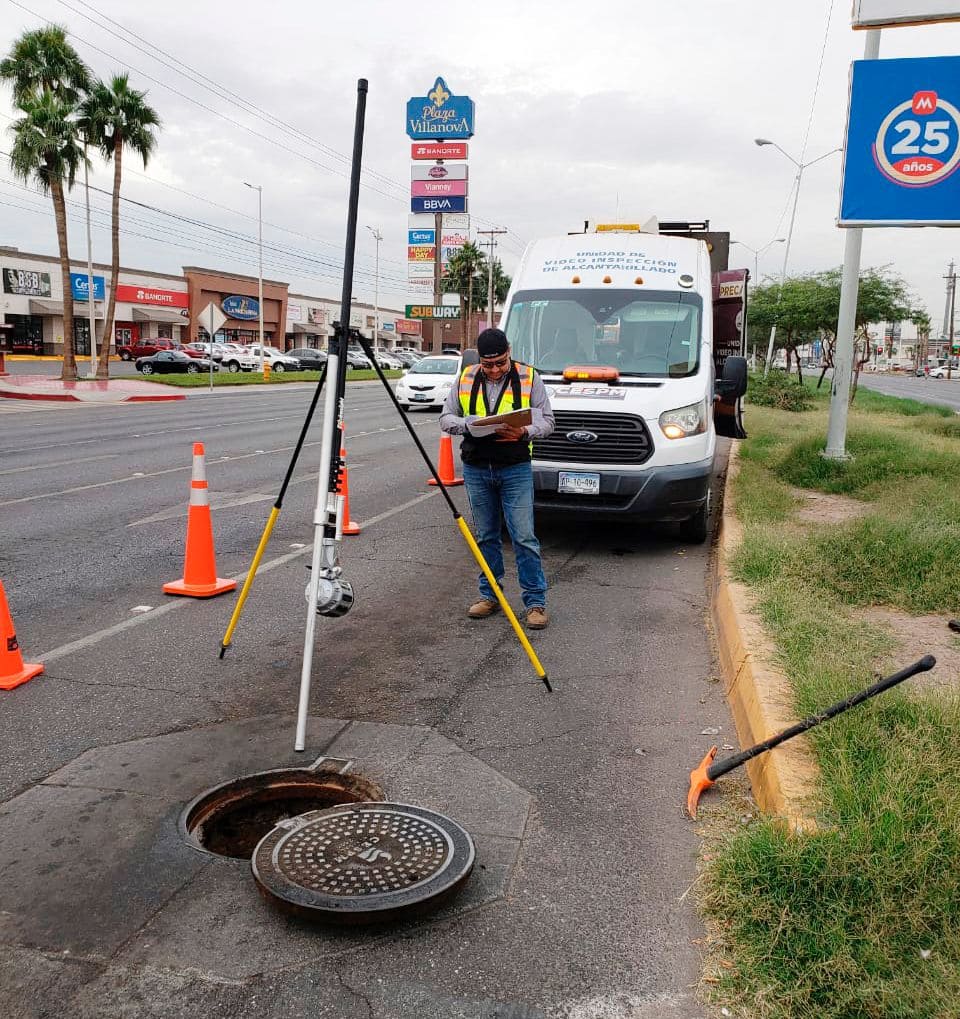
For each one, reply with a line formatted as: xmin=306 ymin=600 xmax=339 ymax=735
xmin=0 ymin=26 xmax=89 ymax=106
xmin=2 ymin=26 xmax=89 ymax=381
xmin=8 ymin=92 xmax=85 ymax=380
xmin=80 ymin=75 xmax=160 ymax=379
xmin=443 ymin=242 xmax=487 ymax=344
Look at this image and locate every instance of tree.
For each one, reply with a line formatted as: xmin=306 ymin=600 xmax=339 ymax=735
xmin=473 ymin=258 xmax=512 ymax=318
xmin=443 ymin=242 xmax=487 ymax=344
xmin=1 ymin=26 xmax=89 ymax=382
xmin=80 ymin=75 xmax=160 ymax=379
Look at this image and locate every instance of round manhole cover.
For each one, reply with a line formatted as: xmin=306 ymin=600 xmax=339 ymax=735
xmin=252 ymin=802 xmax=475 ymax=924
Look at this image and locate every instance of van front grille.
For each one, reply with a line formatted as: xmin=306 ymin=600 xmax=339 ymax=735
xmin=534 ymin=411 xmax=653 ymax=465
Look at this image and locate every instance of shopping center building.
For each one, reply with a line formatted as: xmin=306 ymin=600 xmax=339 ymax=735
xmin=0 ymin=246 xmax=443 ymax=356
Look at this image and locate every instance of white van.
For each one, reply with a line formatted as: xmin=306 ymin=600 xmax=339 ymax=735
xmin=500 ymin=225 xmax=747 ymax=542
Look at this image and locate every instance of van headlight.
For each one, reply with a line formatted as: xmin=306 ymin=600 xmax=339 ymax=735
xmin=659 ymin=400 xmax=707 ymax=439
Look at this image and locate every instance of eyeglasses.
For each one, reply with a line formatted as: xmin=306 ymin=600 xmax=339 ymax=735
xmin=479 ymin=353 xmax=510 ymax=370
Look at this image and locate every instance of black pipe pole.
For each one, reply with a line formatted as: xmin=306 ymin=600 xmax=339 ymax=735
xmin=328 ymin=76 xmax=370 ymax=525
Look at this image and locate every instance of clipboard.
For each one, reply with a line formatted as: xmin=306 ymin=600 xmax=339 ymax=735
xmin=473 ymin=407 xmax=532 ymax=428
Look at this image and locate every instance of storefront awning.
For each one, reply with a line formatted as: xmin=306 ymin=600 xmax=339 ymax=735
xmin=28 ymin=299 xmax=104 ymax=318
xmin=292 ymin=321 xmax=325 ymax=335
xmin=132 ymin=307 xmax=187 ymax=324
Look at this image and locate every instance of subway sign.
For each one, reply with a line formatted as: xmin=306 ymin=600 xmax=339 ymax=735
xmin=405 ymin=304 xmax=461 ymax=319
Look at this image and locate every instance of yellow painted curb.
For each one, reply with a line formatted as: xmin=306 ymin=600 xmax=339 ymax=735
xmin=711 ymin=445 xmax=820 ymax=830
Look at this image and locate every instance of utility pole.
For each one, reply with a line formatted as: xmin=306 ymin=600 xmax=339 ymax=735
xmin=477 ymin=228 xmax=507 ymax=329
xmin=83 ymin=141 xmax=98 ymax=378
xmin=366 ymin=226 xmax=382 ymax=347
xmin=244 ymin=182 xmax=264 ymax=374
xmin=947 ymin=262 xmax=957 ymax=381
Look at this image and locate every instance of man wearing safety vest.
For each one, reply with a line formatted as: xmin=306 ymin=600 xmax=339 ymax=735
xmin=440 ymin=328 xmax=555 ymax=629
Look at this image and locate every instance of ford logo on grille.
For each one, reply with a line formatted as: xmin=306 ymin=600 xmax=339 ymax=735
xmin=566 ymin=430 xmax=598 ymax=443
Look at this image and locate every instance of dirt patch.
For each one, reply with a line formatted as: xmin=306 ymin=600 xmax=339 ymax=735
xmin=792 ymin=488 xmax=871 ymax=526
xmin=864 ymin=607 xmax=960 ymax=696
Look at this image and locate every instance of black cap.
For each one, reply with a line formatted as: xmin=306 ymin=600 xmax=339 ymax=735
xmin=476 ymin=328 xmax=509 ymax=358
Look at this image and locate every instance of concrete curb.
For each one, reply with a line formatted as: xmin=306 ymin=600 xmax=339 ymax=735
xmin=711 ymin=445 xmax=820 ymax=830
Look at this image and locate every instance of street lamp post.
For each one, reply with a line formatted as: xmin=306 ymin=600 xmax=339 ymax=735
xmin=82 ymin=141 xmax=98 ymax=379
xmin=244 ymin=182 xmax=265 ymax=375
xmin=730 ymin=236 xmax=786 ymax=287
xmin=754 ymin=139 xmax=841 ymax=375
xmin=366 ymin=226 xmax=382 ymax=348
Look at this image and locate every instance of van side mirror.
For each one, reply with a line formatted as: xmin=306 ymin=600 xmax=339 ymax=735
xmin=715 ymin=356 xmax=748 ymax=399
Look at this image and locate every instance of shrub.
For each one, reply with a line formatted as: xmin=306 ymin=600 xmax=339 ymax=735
xmin=746 ymin=370 xmax=813 ymax=412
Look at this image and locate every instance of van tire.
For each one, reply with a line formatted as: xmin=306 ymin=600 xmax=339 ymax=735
xmin=226 ymin=361 xmax=240 ymax=373
xmin=679 ymin=489 xmax=711 ymax=544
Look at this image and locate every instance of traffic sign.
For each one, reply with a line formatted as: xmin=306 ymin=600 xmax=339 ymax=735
xmin=198 ymin=302 xmax=227 ymax=337
xmin=839 ymin=56 xmax=960 ymax=225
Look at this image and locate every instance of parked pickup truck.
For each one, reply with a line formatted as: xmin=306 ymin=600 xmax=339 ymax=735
xmin=220 ymin=346 xmax=262 ymax=373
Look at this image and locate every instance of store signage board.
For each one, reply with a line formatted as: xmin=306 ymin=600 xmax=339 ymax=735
xmin=852 ymin=1 xmax=960 ymax=27
xmin=408 ymin=213 xmax=436 ymax=230
xmin=442 ymin=213 xmax=470 ymax=229
xmin=411 ymin=163 xmax=469 ymax=181
xmin=405 ymin=304 xmax=462 ymax=319
xmin=442 ymin=230 xmax=469 ymax=246
xmin=395 ymin=318 xmax=423 ymax=334
xmin=382 ymin=322 xmax=395 ymax=331
xmin=408 ymin=245 xmax=437 ymax=261
xmin=839 ymin=55 xmax=960 ymax=225
xmin=3 ymin=267 xmax=51 ymax=296
xmin=70 ymin=272 xmax=106 ymax=301
xmin=116 ymin=284 xmax=189 ymax=307
xmin=408 ymin=229 xmax=436 ymax=245
xmin=221 ymin=295 xmax=260 ymax=319
xmin=406 ymin=78 xmax=475 ymax=140
xmin=198 ymin=302 xmax=227 ymax=337
xmin=411 ymin=195 xmax=469 ymax=213
xmin=411 ymin=141 xmax=468 ymax=160
xmin=408 ymin=262 xmax=436 ymax=279
xmin=411 ymin=179 xmax=469 ymax=198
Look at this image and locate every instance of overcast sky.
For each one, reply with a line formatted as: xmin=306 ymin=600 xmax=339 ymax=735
xmin=1 ymin=0 xmax=959 ymax=334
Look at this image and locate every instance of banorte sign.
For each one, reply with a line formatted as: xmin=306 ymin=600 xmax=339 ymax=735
xmin=116 ymin=284 xmax=188 ymax=308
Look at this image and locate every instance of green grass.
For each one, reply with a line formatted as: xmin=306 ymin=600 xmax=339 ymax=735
xmin=137 ymin=368 xmax=401 ymax=387
xmin=705 ymin=391 xmax=960 ymax=1018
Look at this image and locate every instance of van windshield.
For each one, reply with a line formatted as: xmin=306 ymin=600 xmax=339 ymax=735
xmin=504 ymin=288 xmax=703 ymax=378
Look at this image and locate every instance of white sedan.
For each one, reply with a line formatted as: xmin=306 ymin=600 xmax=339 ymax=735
xmin=395 ymin=355 xmax=461 ymax=410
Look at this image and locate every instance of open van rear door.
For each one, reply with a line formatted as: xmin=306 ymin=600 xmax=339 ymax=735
xmin=712 ymin=269 xmax=749 ymax=439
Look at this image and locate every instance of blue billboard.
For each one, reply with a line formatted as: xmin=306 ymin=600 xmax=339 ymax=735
xmin=222 ymin=295 xmax=260 ymax=320
xmin=70 ymin=272 xmax=105 ymax=301
xmin=839 ymin=56 xmax=960 ymax=226
xmin=411 ymin=196 xmax=468 ymax=214
xmin=406 ymin=77 xmax=475 ymax=140
xmin=408 ymin=229 xmax=435 ymax=245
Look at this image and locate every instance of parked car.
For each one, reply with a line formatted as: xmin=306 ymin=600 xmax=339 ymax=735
xmin=345 ymin=350 xmax=372 ymax=369
xmin=220 ymin=347 xmax=261 ymax=373
xmin=931 ymin=364 xmax=955 ymax=379
xmin=395 ymin=354 xmax=461 ymax=410
xmin=392 ymin=350 xmax=422 ymax=368
xmin=136 ymin=350 xmax=218 ymax=375
xmin=242 ymin=344 xmax=303 ymax=372
xmin=118 ymin=337 xmax=178 ymax=361
xmin=288 ymin=347 xmax=328 ymax=370
xmin=372 ymin=349 xmax=404 ymax=370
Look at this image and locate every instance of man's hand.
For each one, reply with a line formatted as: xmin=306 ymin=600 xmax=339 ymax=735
xmin=495 ymin=424 xmax=527 ymax=442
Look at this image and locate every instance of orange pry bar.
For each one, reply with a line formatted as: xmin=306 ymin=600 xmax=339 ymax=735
xmin=686 ymin=745 xmax=718 ymax=819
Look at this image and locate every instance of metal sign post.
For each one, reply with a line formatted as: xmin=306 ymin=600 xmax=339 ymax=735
xmin=295 ymin=79 xmax=368 ymax=752
xmin=198 ymin=302 xmax=227 ymax=391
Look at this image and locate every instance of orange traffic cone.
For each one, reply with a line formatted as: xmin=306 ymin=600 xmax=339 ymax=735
xmin=338 ymin=437 xmax=360 ymax=536
xmin=428 ymin=433 xmax=464 ymax=487
xmin=163 ymin=443 xmax=238 ymax=598
xmin=0 ymin=580 xmax=43 ymax=691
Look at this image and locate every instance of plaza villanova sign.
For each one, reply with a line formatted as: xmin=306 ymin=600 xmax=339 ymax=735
xmin=406 ymin=77 xmax=475 ymax=140
xmin=222 ymin=295 xmax=260 ymax=320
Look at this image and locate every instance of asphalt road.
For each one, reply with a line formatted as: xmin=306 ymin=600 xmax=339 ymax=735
xmin=855 ymin=370 xmax=960 ymax=411
xmin=0 ymin=383 xmax=732 ymax=1019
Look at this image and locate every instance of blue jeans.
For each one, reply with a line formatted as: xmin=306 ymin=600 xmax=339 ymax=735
xmin=462 ymin=461 xmax=547 ymax=609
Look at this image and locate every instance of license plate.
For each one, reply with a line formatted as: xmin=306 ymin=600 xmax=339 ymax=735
xmin=412 ymin=393 xmax=431 ymax=401
xmin=558 ymin=472 xmax=600 ymax=495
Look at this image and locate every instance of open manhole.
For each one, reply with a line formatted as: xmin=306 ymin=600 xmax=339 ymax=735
xmin=180 ymin=759 xmax=384 ymax=860
xmin=252 ymin=802 xmax=475 ymax=925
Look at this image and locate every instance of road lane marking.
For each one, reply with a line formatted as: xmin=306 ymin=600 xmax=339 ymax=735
xmin=0 ymin=453 xmax=118 ymax=476
xmin=37 ymin=489 xmax=440 ymax=665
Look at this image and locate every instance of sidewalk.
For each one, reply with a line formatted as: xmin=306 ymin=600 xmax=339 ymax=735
xmin=0 ymin=374 xmax=185 ymax=402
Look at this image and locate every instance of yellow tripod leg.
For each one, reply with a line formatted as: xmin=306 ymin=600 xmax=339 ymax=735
xmin=219 ymin=506 xmax=280 ymax=658
xmin=455 ymin=516 xmax=552 ymax=692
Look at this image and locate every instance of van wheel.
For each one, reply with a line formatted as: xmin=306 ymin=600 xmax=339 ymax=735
xmin=227 ymin=361 xmax=240 ymax=373
xmin=680 ymin=489 xmax=711 ymax=544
